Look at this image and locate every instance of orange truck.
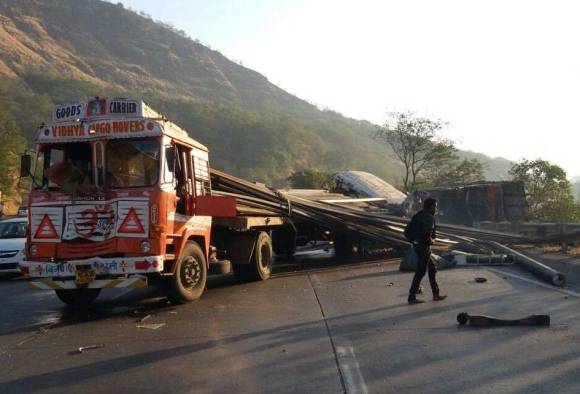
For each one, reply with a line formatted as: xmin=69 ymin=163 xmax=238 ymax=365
xmin=19 ymin=97 xmax=294 ymax=306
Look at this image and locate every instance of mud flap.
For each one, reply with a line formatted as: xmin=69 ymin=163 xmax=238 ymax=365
xmin=226 ymin=232 xmax=257 ymax=264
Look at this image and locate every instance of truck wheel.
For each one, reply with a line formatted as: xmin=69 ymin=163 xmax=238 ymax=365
xmin=332 ymin=232 xmax=355 ymax=258
xmin=167 ymin=241 xmax=207 ymax=304
xmin=55 ymin=289 xmax=101 ymax=307
xmin=233 ymin=231 xmax=273 ymax=282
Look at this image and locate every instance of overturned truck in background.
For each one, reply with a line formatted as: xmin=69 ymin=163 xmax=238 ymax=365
xmin=405 ymin=181 xmax=528 ymax=226
xmin=328 ymin=171 xmax=407 ymax=214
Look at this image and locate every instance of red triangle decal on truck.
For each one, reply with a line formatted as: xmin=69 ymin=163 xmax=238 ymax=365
xmin=34 ymin=214 xmax=58 ymax=239
xmin=118 ymin=207 xmax=145 ymax=233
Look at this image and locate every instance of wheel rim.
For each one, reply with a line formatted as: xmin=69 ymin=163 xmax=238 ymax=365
xmin=260 ymin=243 xmax=272 ymax=270
xmin=181 ymin=256 xmax=202 ymax=288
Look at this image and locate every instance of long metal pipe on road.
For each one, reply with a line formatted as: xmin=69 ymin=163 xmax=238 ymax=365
xmin=488 ymin=242 xmax=566 ymax=287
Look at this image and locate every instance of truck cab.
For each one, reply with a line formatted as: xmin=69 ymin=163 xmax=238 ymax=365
xmin=19 ymin=97 xmax=268 ymax=306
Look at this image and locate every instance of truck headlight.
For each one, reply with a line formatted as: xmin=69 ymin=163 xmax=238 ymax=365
xmin=140 ymin=240 xmax=151 ymax=253
xmin=29 ymin=244 xmax=38 ymax=256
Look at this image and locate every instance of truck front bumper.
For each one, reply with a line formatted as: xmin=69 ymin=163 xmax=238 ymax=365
xmin=29 ymin=276 xmax=148 ymax=290
xmin=20 ymin=255 xmax=164 ymax=278
xmin=20 ymin=255 xmax=164 ymax=290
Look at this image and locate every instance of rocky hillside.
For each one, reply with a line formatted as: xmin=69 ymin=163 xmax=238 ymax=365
xmin=458 ymin=150 xmax=513 ymax=181
xmin=0 ymin=0 xmax=320 ymax=114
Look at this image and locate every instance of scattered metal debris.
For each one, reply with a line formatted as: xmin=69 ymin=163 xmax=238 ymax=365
xmin=76 ymin=344 xmax=105 ymax=354
xmin=386 ymin=282 xmax=394 ymax=286
xmin=474 ymin=277 xmax=487 ymax=283
xmin=139 ymin=314 xmax=151 ymax=322
xmin=137 ymin=323 xmax=166 ymax=330
xmin=457 ymin=312 xmax=550 ymax=327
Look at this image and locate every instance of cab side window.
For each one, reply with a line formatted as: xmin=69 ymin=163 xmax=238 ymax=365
xmin=192 ymin=154 xmax=211 ymax=196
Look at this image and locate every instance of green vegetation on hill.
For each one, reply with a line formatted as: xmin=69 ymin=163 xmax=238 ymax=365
xmin=0 ymin=0 xmax=511 ymax=193
xmin=0 ymin=73 xmax=403 ymax=186
xmin=0 ymin=0 xmax=314 ymax=114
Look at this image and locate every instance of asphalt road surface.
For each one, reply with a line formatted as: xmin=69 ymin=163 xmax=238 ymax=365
xmin=1 ymin=254 xmax=580 ymax=394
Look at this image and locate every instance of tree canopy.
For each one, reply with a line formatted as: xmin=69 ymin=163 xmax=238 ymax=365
xmin=428 ymin=158 xmax=486 ymax=186
xmin=0 ymin=102 xmax=27 ymax=200
xmin=287 ymin=169 xmax=331 ymax=189
xmin=510 ymin=159 xmax=580 ymax=222
xmin=376 ymin=112 xmax=484 ymax=190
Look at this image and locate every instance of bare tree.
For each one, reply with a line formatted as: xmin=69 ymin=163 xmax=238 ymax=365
xmin=376 ymin=112 xmax=456 ymax=192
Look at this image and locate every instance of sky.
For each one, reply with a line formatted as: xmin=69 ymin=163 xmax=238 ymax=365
xmin=118 ymin=0 xmax=580 ymax=179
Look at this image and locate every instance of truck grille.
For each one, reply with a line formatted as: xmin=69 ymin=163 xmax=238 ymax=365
xmin=57 ymin=238 xmax=116 ymax=259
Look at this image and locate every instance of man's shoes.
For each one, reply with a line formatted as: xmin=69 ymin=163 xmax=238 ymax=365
xmin=433 ymin=294 xmax=447 ymax=301
xmin=408 ymin=298 xmax=425 ymax=305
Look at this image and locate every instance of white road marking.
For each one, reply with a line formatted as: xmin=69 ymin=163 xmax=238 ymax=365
xmin=335 ymin=345 xmax=368 ymax=394
xmin=486 ymin=268 xmax=580 ymax=299
xmin=308 ymin=274 xmax=368 ymax=393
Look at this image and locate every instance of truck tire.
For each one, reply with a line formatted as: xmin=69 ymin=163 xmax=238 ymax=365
xmin=332 ymin=232 xmax=355 ymax=258
xmin=167 ymin=241 xmax=207 ymax=304
xmin=55 ymin=289 xmax=101 ymax=307
xmin=233 ymin=231 xmax=273 ymax=282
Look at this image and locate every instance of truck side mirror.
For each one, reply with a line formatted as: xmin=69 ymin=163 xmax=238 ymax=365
xmin=20 ymin=154 xmax=31 ymax=177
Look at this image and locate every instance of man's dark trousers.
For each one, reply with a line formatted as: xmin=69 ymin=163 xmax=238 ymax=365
xmin=409 ymin=244 xmax=439 ymax=297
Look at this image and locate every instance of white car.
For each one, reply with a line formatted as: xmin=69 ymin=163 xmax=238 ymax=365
xmin=0 ymin=217 xmax=27 ymax=275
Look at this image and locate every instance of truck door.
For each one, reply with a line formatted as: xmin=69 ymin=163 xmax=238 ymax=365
xmin=175 ymin=145 xmax=194 ymax=215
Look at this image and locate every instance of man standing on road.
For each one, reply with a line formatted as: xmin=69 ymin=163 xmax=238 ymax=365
xmin=405 ymin=197 xmax=447 ymax=305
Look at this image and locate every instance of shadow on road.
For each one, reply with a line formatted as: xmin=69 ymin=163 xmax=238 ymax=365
xmin=0 ymin=254 xmax=400 ymax=337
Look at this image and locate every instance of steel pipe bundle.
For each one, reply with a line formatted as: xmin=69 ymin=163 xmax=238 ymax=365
xmin=210 ymin=169 xmax=579 ymax=250
xmin=211 ymin=169 xmax=507 ymax=250
xmin=210 ymin=169 xmax=573 ymax=286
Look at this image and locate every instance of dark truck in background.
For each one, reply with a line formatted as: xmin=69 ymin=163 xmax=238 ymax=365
xmin=404 ymin=181 xmax=528 ymax=227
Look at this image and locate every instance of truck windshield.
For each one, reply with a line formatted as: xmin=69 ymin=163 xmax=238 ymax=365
xmin=106 ymin=139 xmax=159 ymax=188
xmin=34 ymin=142 xmax=93 ymax=191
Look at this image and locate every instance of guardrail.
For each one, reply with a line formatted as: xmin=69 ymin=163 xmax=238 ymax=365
xmin=475 ymin=221 xmax=580 ymax=250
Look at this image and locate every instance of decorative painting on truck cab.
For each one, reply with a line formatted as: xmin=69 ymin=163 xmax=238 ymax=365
xmin=55 ymin=199 xmax=149 ymax=242
xmin=63 ymin=203 xmax=116 ymax=241
xmin=52 ymin=97 xmax=160 ymax=123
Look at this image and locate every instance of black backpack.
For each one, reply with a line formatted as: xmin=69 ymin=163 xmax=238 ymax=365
xmin=404 ymin=213 xmax=420 ymax=242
